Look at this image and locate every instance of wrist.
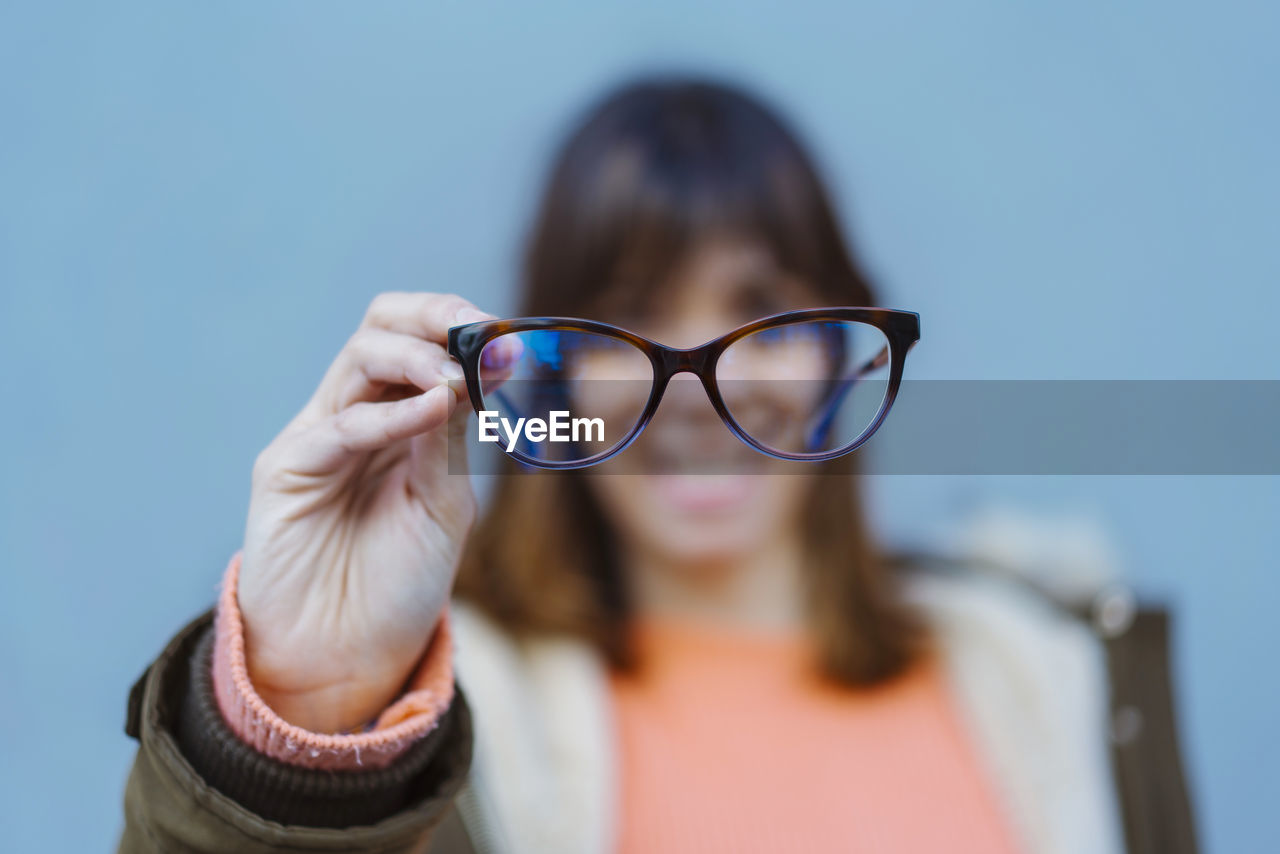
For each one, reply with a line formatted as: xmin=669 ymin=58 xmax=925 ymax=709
xmin=212 ymin=551 xmax=456 ymax=770
xmin=245 ymin=642 xmax=424 ymax=733
xmin=240 ymin=616 xmax=438 ymax=732
xmin=249 ymin=678 xmax=397 ymax=735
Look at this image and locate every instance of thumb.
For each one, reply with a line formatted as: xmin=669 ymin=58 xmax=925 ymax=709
xmin=408 ymin=380 xmax=471 ymax=489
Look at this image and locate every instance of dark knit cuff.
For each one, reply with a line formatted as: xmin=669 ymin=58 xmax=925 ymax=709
xmin=176 ymin=625 xmax=472 ymax=828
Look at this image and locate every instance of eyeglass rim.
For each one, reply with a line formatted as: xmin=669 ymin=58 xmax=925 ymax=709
xmin=446 ymin=306 xmax=920 ymax=470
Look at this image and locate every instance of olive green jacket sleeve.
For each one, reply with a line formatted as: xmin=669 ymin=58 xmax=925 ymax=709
xmin=117 ymin=610 xmax=475 ymax=854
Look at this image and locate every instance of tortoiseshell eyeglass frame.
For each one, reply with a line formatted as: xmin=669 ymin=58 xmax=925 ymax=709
xmin=447 ymin=307 xmax=920 ymax=470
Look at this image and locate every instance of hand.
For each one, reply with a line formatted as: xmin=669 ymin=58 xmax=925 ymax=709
xmin=237 ymin=292 xmax=487 ymax=732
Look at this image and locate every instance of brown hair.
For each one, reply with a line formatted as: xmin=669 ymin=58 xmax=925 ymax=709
xmin=454 ymin=77 xmax=923 ymax=686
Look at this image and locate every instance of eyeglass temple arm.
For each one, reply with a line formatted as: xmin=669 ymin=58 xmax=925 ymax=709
xmin=804 ymin=345 xmax=891 ymax=451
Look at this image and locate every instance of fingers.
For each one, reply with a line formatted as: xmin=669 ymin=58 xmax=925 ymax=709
xmin=282 ymin=385 xmax=459 ymax=475
xmin=474 ymin=334 xmax=523 ymax=395
xmin=272 ymin=292 xmax=495 ymax=476
xmin=325 ymin=328 xmax=462 ymax=411
xmin=361 ymin=291 xmax=494 ymax=344
xmin=331 ymin=386 xmax=458 ymax=453
xmin=407 ymin=391 xmax=474 ymax=491
xmin=359 ymin=291 xmax=528 ymax=394
xmin=480 ymin=334 xmax=524 ymax=372
xmin=305 ymin=291 xmax=494 ymax=417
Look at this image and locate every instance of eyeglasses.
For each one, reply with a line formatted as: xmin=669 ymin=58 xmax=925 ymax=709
xmin=447 ymin=307 xmax=920 ymax=470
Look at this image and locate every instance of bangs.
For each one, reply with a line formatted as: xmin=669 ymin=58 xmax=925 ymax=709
xmin=520 ymin=79 xmax=876 ymax=319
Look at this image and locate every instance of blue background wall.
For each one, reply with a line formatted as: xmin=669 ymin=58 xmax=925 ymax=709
xmin=2 ymin=1 xmax=1276 ymax=850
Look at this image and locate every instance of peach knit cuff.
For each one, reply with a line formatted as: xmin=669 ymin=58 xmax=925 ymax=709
xmin=210 ymin=551 xmax=454 ymax=771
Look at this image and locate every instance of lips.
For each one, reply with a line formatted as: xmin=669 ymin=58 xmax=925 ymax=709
xmin=625 ymin=436 xmax=768 ymax=475
xmin=646 ymin=474 xmax=758 ymax=514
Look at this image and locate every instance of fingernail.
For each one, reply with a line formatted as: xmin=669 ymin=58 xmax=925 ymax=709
xmin=439 ymin=361 xmax=465 ymax=381
xmin=455 ymin=307 xmax=493 ymax=324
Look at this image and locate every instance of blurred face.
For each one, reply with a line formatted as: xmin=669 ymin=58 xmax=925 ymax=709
xmin=582 ymin=236 xmax=825 ymax=570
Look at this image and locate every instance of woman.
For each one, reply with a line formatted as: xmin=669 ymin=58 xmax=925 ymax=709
xmin=118 ymin=78 xmax=1196 ymax=853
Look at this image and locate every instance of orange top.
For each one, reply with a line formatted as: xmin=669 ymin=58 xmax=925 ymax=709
xmin=608 ymin=615 xmax=1022 ymax=854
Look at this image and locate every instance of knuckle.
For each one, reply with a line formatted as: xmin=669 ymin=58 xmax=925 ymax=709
xmin=364 ymin=291 xmax=399 ymax=318
xmin=251 ymin=445 xmax=278 ymax=483
xmin=411 ymin=336 xmax=441 ymax=362
xmin=434 ymin=294 xmax=469 ymax=322
xmin=331 ymin=406 xmax=360 ymax=439
xmin=332 ymin=404 xmax=386 ymax=447
xmin=344 ymin=328 xmax=372 ymax=355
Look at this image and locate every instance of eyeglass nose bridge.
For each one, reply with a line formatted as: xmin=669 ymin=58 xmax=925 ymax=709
xmin=645 ymin=346 xmax=726 ymax=422
xmin=655 ymin=344 xmax=716 ymax=380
